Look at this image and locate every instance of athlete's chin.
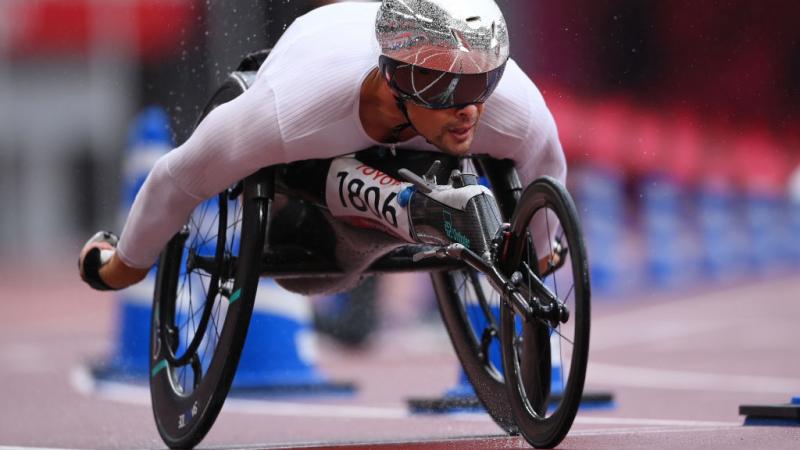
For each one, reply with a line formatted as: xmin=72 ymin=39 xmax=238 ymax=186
xmin=438 ymin=136 xmax=474 ymax=156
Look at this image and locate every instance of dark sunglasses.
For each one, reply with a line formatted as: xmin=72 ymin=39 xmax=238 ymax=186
xmin=379 ymin=55 xmax=506 ymax=110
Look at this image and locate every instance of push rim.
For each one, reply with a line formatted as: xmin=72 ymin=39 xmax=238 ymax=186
xmin=161 ymin=187 xmax=241 ymax=396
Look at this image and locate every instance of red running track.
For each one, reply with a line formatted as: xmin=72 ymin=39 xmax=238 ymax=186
xmin=1 ymin=265 xmax=799 ymax=449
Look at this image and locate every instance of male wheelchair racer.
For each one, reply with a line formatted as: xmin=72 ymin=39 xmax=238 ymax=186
xmin=148 ymin=50 xmax=591 ymax=450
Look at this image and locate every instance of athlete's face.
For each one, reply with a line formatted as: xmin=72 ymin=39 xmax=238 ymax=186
xmin=404 ymin=102 xmax=484 ymax=156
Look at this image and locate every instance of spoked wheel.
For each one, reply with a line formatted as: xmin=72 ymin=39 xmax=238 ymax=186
xmin=431 ymin=269 xmax=517 ymax=434
xmin=150 ymin=170 xmax=271 ymax=449
xmin=500 ymin=176 xmax=591 ymax=448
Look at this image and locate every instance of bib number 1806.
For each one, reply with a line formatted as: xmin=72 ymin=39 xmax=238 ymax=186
xmin=336 ymin=169 xmax=398 ymax=228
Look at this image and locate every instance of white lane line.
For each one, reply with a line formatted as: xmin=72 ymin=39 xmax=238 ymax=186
xmin=70 ymin=365 xmax=417 ymax=420
xmin=574 ymin=416 xmax=739 ymax=427
xmin=588 ymin=362 xmax=800 ymax=394
xmin=74 ymin=365 xmax=745 ymax=433
xmin=569 ymin=425 xmax=740 ymax=437
xmin=223 ymin=399 xmax=411 ymax=419
xmin=0 ymin=447 xmax=82 ymax=450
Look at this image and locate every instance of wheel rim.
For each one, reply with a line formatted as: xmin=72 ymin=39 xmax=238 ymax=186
xmin=158 ymin=187 xmax=243 ymax=397
xmin=502 ymin=181 xmax=590 ymax=447
xmin=514 ymin=207 xmax=580 ymax=419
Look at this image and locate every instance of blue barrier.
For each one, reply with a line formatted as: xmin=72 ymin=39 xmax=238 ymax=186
xmin=640 ymin=174 xmax=693 ymax=289
xmin=696 ymin=186 xmax=746 ymax=281
xmin=570 ymin=165 xmax=628 ymax=295
xmin=791 ymin=201 xmax=800 ymax=266
xmin=743 ymin=193 xmax=788 ymax=273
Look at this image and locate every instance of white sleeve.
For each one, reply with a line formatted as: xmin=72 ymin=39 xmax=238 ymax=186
xmin=513 ymin=92 xmax=568 ymax=259
xmin=117 ymin=81 xmax=284 ymax=269
xmin=513 ymin=91 xmax=567 ymax=189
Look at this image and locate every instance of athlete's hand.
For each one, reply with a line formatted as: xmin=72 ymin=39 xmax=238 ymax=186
xmin=78 ymin=231 xmax=120 ymax=291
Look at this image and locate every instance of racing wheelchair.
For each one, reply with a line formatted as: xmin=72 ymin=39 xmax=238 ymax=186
xmin=148 ymin=50 xmax=591 ymax=449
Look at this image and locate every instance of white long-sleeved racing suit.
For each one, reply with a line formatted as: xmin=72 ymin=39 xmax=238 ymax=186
xmin=117 ymin=2 xmax=566 ymax=269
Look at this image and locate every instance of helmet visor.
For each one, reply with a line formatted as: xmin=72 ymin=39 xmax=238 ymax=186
xmin=379 ymin=56 xmax=506 ymax=110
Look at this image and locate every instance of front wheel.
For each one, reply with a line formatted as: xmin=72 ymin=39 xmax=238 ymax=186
xmin=500 ymin=176 xmax=591 ymax=448
xmin=149 ymin=169 xmax=271 ymax=449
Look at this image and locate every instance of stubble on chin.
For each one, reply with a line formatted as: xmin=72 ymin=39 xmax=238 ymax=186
xmin=439 ymin=143 xmax=472 ymax=157
xmin=441 ymin=132 xmax=474 ymax=156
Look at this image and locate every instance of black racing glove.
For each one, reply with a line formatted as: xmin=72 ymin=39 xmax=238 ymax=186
xmin=79 ymin=231 xmax=120 ymax=291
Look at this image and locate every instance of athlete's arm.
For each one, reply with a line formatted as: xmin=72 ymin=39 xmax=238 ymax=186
xmin=79 ymin=79 xmax=284 ymax=290
xmin=510 ymin=78 xmax=568 ymax=273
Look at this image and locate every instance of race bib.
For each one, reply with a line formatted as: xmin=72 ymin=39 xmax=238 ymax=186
xmin=325 ymin=156 xmax=414 ymax=242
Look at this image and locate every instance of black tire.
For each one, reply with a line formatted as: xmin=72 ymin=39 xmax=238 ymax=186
xmin=429 ymin=158 xmax=522 ymax=434
xmin=500 ymin=176 xmax=590 ymax=448
xmin=149 ymin=170 xmax=270 ymax=449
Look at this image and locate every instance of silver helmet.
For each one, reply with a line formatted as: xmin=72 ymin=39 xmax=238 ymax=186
xmin=376 ymin=0 xmax=510 ymax=75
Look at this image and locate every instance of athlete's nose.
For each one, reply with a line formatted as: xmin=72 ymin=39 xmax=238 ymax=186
xmin=454 ymin=104 xmax=479 ymax=122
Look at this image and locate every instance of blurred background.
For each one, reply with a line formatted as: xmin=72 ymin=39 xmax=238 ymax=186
xmin=1 ymin=0 xmax=799 ymax=303
xmin=3 ymin=4 xmax=800 ymax=447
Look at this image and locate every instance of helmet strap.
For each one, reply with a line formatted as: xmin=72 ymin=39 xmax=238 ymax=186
xmin=388 ymin=95 xmax=418 ymax=143
xmin=389 ymin=96 xmax=446 ymax=151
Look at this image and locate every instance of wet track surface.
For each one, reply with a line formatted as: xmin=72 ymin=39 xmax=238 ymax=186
xmin=1 ymin=266 xmax=799 ymax=449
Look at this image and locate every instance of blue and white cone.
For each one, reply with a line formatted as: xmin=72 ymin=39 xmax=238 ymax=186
xmin=93 ymin=106 xmax=171 ymax=381
xmin=231 ymin=279 xmax=354 ymax=394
